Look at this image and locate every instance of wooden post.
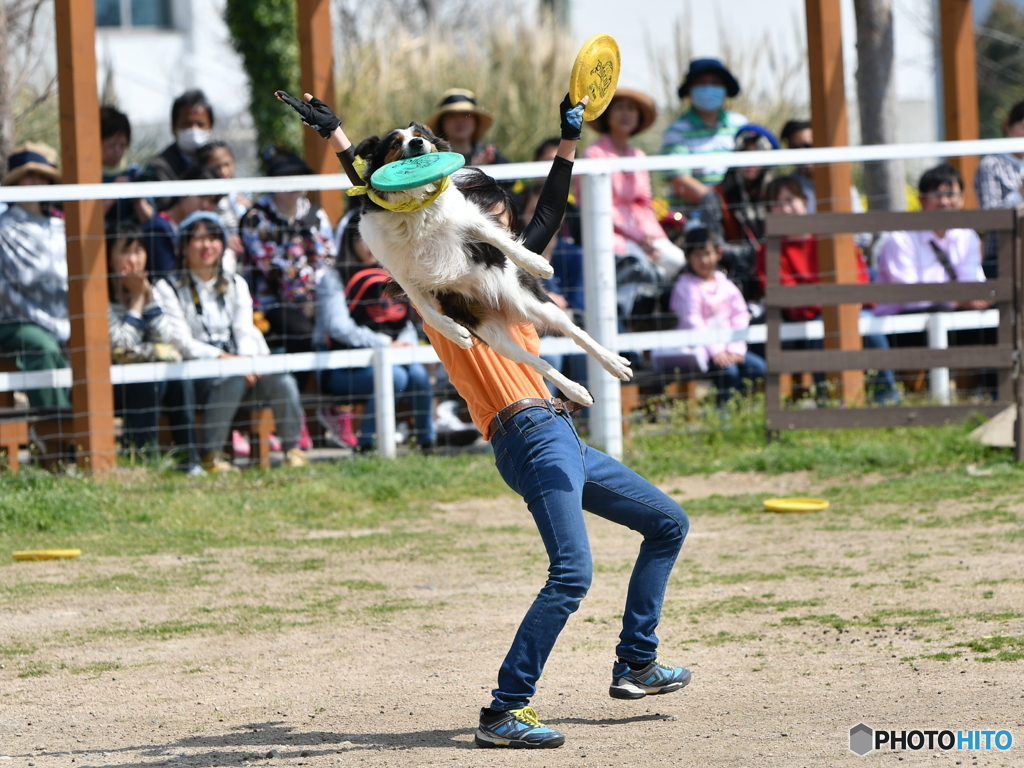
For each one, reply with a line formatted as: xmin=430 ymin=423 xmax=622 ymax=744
xmin=940 ymin=0 xmax=980 ymax=209
xmin=297 ymin=0 xmax=342 ymax=224
xmin=805 ymin=0 xmax=864 ymax=403
xmin=54 ymin=0 xmax=115 ymax=474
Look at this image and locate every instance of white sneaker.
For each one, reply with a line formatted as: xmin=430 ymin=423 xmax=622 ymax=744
xmin=435 ymin=400 xmax=476 ymax=432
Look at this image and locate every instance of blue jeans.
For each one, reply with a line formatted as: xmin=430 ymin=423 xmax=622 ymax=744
xmin=710 ymin=351 xmax=766 ymax=405
xmin=488 ymin=402 xmax=689 ymax=711
xmin=320 ymin=362 xmax=434 ymax=447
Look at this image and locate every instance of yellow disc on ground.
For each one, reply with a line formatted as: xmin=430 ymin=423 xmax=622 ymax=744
xmin=569 ymin=33 xmax=621 ymax=121
xmin=12 ymin=549 xmax=82 ymax=561
xmin=762 ymin=498 xmax=830 ymax=513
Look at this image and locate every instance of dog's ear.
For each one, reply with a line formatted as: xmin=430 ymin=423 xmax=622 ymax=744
xmin=354 ymin=135 xmax=381 ymax=160
xmin=408 ymin=121 xmax=451 ymax=152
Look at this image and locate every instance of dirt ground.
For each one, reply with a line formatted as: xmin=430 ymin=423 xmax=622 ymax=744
xmin=2 ymin=470 xmax=1023 ymax=767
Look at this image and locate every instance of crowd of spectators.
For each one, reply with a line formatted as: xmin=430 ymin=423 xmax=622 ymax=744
xmin=1 ymin=65 xmax=1014 ymax=470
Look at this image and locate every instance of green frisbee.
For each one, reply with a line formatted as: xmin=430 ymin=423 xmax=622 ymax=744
xmin=370 ymin=152 xmax=465 ymax=192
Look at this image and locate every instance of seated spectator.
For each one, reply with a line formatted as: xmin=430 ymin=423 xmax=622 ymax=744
xmin=875 ymin=164 xmax=988 ymax=316
xmin=652 ymin=221 xmax=765 ymax=404
xmin=197 ymin=140 xmax=251 ymax=261
xmin=426 ymin=88 xmax=509 ymax=167
xmin=583 ymin=87 xmax=685 ymax=282
xmin=0 ymin=143 xmax=70 ymax=409
xmin=106 ymin=222 xmax=200 ymax=473
xmin=315 ymin=209 xmax=435 ymax=452
xmin=240 ymin=147 xmax=336 ymax=365
xmin=662 ymin=58 xmax=748 ymax=207
xmin=974 ymin=100 xmax=1024 ymax=277
xmin=713 ymin=124 xmax=779 ymax=303
xmin=756 ymin=175 xmax=898 ymax=404
xmin=141 ymin=89 xmax=216 ymax=211
xmin=780 ymin=119 xmax=816 ymax=211
xmin=155 ymin=211 xmax=307 ymax=472
xmin=141 ymin=165 xmax=221 ymax=280
xmin=877 ymin=163 xmax=993 ymax=398
xmin=101 ymin=105 xmax=154 ymax=227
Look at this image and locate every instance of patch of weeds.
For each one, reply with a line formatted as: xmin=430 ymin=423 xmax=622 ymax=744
xmin=333 ymin=579 xmax=387 ymax=591
xmin=67 ymin=661 xmax=121 ymax=676
xmin=921 ymin=652 xmax=954 ymax=661
xmin=690 ymin=595 xmax=823 ymax=619
xmin=784 ymin=564 xmax=862 ymax=579
xmin=0 ymin=641 xmax=37 ymax=657
xmin=953 ymin=635 xmax=1024 ymax=662
xmin=982 ymin=590 xmax=995 ymax=599
xmin=701 ymin=631 xmax=765 ymax=647
xmin=17 ymin=661 xmax=49 ymax=678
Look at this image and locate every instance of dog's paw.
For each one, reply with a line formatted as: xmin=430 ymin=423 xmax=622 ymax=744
xmin=524 ymin=260 xmax=554 ymax=279
xmin=448 ymin=322 xmax=475 ymax=349
xmin=599 ymin=354 xmax=633 ymax=381
xmin=563 ymin=382 xmax=594 ymax=406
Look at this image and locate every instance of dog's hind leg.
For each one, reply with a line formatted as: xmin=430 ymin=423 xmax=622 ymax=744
xmin=528 ymin=301 xmax=633 ymax=381
xmin=464 ymin=214 xmax=554 ymax=279
xmin=471 ymin=321 xmax=594 ymax=406
xmin=399 ymin=282 xmax=475 ymax=349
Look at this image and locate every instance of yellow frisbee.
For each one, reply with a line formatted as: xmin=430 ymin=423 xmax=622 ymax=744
xmin=762 ymin=498 xmax=830 ymax=513
xmin=12 ymin=549 xmax=82 ymax=561
xmin=569 ymin=33 xmax=621 ymax=122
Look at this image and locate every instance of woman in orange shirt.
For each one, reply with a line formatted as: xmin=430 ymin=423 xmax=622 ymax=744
xmin=280 ymin=91 xmax=691 ymax=750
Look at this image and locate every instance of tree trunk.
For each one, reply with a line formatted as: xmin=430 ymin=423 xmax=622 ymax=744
xmin=0 ymin=1 xmax=13 ymax=169
xmin=853 ymin=0 xmax=906 ymax=211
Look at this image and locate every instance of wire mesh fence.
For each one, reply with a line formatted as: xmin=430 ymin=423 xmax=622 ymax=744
xmin=1 ymin=137 xmax=1022 ymax=472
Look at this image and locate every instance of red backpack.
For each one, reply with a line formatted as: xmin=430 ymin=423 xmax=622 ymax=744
xmin=345 ymin=267 xmax=409 ymax=339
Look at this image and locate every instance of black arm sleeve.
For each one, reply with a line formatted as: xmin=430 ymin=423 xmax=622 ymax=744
xmin=522 ymin=155 xmax=573 ymax=255
xmin=337 ymin=148 xmax=364 ymax=187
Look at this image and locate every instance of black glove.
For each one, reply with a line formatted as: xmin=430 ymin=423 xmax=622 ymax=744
xmin=275 ymin=90 xmax=341 ymax=139
xmin=559 ymin=93 xmax=586 ymax=141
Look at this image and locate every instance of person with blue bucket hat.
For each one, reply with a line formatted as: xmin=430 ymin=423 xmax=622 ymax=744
xmin=661 ymin=57 xmax=747 ymax=209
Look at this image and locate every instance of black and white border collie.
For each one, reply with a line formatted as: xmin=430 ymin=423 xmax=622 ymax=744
xmin=354 ymin=122 xmax=632 ymax=406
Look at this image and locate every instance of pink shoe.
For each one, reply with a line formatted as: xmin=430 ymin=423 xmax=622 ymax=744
xmin=336 ymin=410 xmax=358 ymax=448
xmin=268 ymin=433 xmax=282 ymax=452
xmin=297 ymin=415 xmax=313 ymax=451
xmin=231 ymin=430 xmax=251 ymax=457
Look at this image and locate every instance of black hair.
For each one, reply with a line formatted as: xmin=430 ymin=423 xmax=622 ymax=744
xmin=918 ymin=163 xmax=963 ymax=196
xmin=1007 ymin=100 xmax=1024 ymax=130
xmin=780 ymin=119 xmax=811 ymax=146
xmin=171 ymin=89 xmax=214 ymax=129
xmin=532 ymin=137 xmax=561 ymax=161
xmin=455 ymin=168 xmax=520 ymax=233
xmin=105 ymin=221 xmax=146 ymax=300
xmin=683 ymin=224 xmax=723 ymax=253
xmin=196 ymin=140 xmax=232 ymax=166
xmin=100 ymin=105 xmax=131 ymax=143
xmin=263 ymin=144 xmax=312 ymax=176
xmin=105 ymin=220 xmax=145 ymax=261
xmin=765 ymin=174 xmax=807 ymax=203
xmin=179 ymin=164 xmax=220 ymax=183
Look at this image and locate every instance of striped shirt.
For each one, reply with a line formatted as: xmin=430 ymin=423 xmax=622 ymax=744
xmin=661 ymin=107 xmax=749 ymax=187
xmin=975 ymin=153 xmax=1024 ymax=269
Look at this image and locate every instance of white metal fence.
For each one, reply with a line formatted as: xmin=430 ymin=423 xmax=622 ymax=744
xmin=2 ymin=137 xmax=1022 ymax=461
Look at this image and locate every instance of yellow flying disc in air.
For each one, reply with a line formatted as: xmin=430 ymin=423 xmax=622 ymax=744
xmin=762 ymin=498 xmax=830 ymax=513
xmin=12 ymin=549 xmax=82 ymax=561
xmin=569 ymin=33 xmax=621 ymax=122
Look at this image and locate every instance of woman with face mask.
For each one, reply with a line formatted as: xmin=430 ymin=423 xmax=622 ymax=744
xmin=140 ymin=89 xmax=216 ymax=211
xmin=661 ymin=58 xmax=747 ymax=208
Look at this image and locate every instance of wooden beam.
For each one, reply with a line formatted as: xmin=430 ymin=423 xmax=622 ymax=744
xmin=54 ymin=0 xmax=115 ymax=474
xmin=297 ymin=0 xmax=342 ymax=225
xmin=804 ymin=0 xmax=864 ymax=402
xmin=940 ymin=0 xmax=980 ymax=209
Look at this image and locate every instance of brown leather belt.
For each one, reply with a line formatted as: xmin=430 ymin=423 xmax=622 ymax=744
xmin=493 ymin=397 xmax=582 ymax=429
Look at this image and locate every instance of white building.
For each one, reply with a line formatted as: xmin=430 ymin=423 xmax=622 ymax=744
xmin=94 ymin=0 xmax=253 ymax=165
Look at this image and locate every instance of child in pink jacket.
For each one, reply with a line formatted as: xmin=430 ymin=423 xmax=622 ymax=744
xmin=652 ymin=222 xmax=765 ymax=403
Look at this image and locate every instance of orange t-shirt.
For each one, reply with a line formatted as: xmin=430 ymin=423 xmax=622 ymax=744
xmin=422 ymin=321 xmax=550 ymax=440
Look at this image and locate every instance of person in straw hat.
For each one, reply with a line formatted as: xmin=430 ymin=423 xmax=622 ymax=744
xmin=582 ymin=88 xmax=685 ymax=288
xmin=426 ymin=88 xmax=509 ymax=167
xmin=0 ymin=142 xmax=71 ymax=409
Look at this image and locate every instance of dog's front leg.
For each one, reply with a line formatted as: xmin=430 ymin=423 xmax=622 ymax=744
xmin=401 ymin=283 xmax=475 ymax=349
xmin=466 ymin=216 xmax=554 ymax=279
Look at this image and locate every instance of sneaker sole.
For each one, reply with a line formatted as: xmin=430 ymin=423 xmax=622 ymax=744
xmin=474 ymin=731 xmax=565 ymax=749
xmin=609 ymin=670 xmax=692 ymax=700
